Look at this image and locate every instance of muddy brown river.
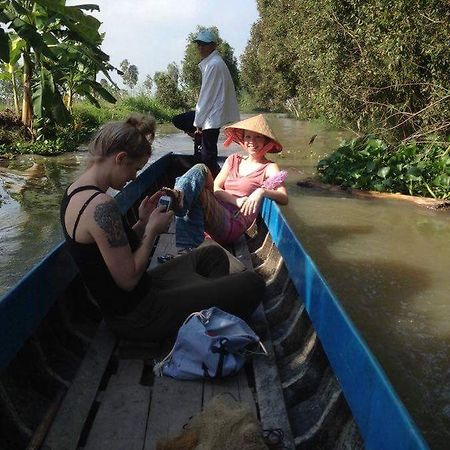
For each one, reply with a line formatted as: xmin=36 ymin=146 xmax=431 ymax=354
xmin=0 ymin=115 xmax=449 ymax=448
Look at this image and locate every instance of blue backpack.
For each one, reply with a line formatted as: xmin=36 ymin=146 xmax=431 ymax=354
xmin=154 ymin=307 xmax=266 ymax=380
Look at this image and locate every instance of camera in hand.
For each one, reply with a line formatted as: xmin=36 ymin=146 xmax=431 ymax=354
xmin=158 ymin=195 xmax=173 ymax=212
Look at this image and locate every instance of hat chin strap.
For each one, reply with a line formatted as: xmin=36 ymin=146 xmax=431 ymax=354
xmin=223 ymin=135 xmax=234 ymax=147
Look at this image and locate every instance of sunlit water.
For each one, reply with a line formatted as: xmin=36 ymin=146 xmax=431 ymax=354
xmin=0 ymin=115 xmax=449 ymax=448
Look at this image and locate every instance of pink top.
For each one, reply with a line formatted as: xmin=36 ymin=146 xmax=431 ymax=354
xmin=223 ymin=154 xmax=270 ymax=197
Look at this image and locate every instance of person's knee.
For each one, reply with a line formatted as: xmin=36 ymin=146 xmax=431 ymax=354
xmin=172 ymin=111 xmax=195 ymax=133
xmin=171 ymin=113 xmax=184 ymax=129
xmin=201 ymin=243 xmax=228 ymax=262
xmin=191 ymin=163 xmax=209 ymax=177
xmin=233 ymin=271 xmax=265 ymax=317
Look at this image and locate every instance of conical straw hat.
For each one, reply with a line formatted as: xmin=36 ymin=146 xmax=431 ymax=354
xmin=223 ymin=114 xmax=282 ymax=153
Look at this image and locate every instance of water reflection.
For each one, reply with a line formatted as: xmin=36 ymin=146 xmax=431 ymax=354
xmin=0 ymin=152 xmax=86 ymax=295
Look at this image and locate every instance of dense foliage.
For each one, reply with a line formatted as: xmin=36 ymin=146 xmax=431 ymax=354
xmin=0 ymin=0 xmax=117 ymax=130
xmin=318 ymin=137 xmax=450 ymax=199
xmin=241 ymin=0 xmax=450 ymax=141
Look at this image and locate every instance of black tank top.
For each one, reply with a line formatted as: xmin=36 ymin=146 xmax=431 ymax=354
xmin=60 ymin=185 xmax=150 ymax=316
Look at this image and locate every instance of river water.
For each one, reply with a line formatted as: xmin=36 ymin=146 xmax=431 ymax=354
xmin=0 ymin=115 xmax=449 ymax=448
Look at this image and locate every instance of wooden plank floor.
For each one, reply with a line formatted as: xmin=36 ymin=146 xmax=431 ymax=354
xmin=144 ymin=377 xmax=203 ymax=449
xmin=234 ymin=235 xmax=296 ymax=449
xmin=44 ymin=322 xmax=116 ymax=450
xmin=84 ymin=360 xmax=150 ymax=450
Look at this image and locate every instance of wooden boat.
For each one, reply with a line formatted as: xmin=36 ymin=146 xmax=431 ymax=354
xmin=0 ymin=153 xmax=429 ymax=449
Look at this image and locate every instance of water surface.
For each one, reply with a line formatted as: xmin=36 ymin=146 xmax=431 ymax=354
xmin=0 ymin=116 xmax=449 ymax=448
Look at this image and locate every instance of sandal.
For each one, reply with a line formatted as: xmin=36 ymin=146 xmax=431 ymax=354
xmin=160 ymin=187 xmax=184 ymax=213
xmin=157 ymin=253 xmax=174 ymax=264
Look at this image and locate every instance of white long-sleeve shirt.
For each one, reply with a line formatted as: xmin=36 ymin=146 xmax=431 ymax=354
xmin=194 ymin=50 xmax=240 ymax=130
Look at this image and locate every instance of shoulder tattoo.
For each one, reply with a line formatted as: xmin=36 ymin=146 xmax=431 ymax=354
xmin=94 ymin=202 xmax=128 ymax=248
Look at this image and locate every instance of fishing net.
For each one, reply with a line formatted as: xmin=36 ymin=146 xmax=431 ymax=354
xmin=156 ymin=394 xmax=269 ymax=450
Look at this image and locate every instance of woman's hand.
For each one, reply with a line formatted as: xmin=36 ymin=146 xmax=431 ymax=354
xmin=236 ymin=196 xmax=248 ymax=209
xmin=137 ymin=192 xmax=164 ymax=226
xmin=145 ymin=206 xmax=173 ymax=235
xmin=240 ymin=188 xmax=264 ymax=216
xmin=137 ymin=196 xmax=153 ymax=225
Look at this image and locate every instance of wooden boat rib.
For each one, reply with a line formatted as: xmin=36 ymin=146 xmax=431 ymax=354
xmin=0 ymin=153 xmax=429 ymax=449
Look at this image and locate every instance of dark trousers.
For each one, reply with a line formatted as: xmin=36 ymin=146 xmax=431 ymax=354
xmin=172 ymin=110 xmax=196 ymax=135
xmin=106 ymin=245 xmax=264 ymax=342
xmin=172 ymin=111 xmax=221 ymax=177
xmin=201 ymin=128 xmax=220 ymax=177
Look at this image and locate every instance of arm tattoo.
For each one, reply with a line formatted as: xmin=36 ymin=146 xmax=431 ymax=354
xmin=94 ymin=202 xmax=128 ymax=248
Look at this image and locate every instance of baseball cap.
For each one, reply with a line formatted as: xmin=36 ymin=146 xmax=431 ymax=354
xmin=193 ymin=30 xmax=216 ymax=44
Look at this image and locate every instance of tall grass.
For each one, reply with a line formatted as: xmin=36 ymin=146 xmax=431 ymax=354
xmin=73 ymin=95 xmax=181 ymax=130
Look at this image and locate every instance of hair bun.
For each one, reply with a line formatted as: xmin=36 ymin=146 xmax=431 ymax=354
xmin=126 ymin=114 xmax=156 ymax=137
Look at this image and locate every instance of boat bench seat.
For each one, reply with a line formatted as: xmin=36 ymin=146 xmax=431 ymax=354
xmin=44 ymin=223 xmax=294 ymax=450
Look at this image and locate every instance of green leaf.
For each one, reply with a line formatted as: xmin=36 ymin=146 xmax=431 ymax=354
xmin=10 ymin=0 xmax=30 ymax=16
xmin=432 ymin=175 xmax=450 ymax=187
xmin=366 ymin=160 xmax=376 ymax=172
xmin=87 ymin=80 xmax=116 ymax=103
xmin=10 ymin=18 xmax=55 ymax=59
xmin=51 ymin=94 xmax=71 ymax=125
xmin=0 ymin=28 xmax=10 ymax=63
xmin=75 ymin=4 xmax=100 ymax=12
xmin=406 ymin=166 xmax=422 ymax=177
xmin=0 ymin=71 xmax=12 ymax=80
xmin=9 ymin=36 xmax=25 ymax=64
xmin=83 ymin=91 xmax=100 ymax=108
xmin=33 ymin=0 xmax=66 ymax=15
xmin=377 ymin=167 xmax=391 ymax=178
xmin=32 ymin=67 xmax=55 ymax=119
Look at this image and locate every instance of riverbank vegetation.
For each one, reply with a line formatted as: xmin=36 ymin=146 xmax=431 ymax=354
xmin=0 ymin=9 xmax=238 ymax=156
xmin=318 ymin=137 xmax=449 ymax=199
xmin=0 ymin=95 xmax=180 ymax=156
xmin=241 ymin=0 xmax=450 ymax=199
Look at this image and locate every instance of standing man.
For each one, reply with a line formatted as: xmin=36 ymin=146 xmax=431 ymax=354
xmin=172 ymin=30 xmax=240 ymax=176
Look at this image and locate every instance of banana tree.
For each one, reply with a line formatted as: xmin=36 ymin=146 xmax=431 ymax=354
xmin=54 ymin=40 xmax=117 ymax=114
xmin=0 ymin=34 xmax=25 ymax=115
xmin=0 ymin=62 xmax=22 ymax=114
xmin=0 ymin=1 xmax=115 ymax=130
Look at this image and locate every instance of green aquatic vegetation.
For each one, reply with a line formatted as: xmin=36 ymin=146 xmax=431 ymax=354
xmin=0 ymin=126 xmax=88 ymax=156
xmin=317 ymin=136 xmax=450 ymax=199
xmin=1 ymin=139 xmax=67 ymax=156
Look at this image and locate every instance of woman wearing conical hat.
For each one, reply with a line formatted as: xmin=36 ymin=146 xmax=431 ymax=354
xmin=164 ymin=114 xmax=288 ymax=249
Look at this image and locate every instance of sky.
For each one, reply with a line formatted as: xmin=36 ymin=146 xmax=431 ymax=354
xmin=67 ymin=0 xmax=259 ymax=88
